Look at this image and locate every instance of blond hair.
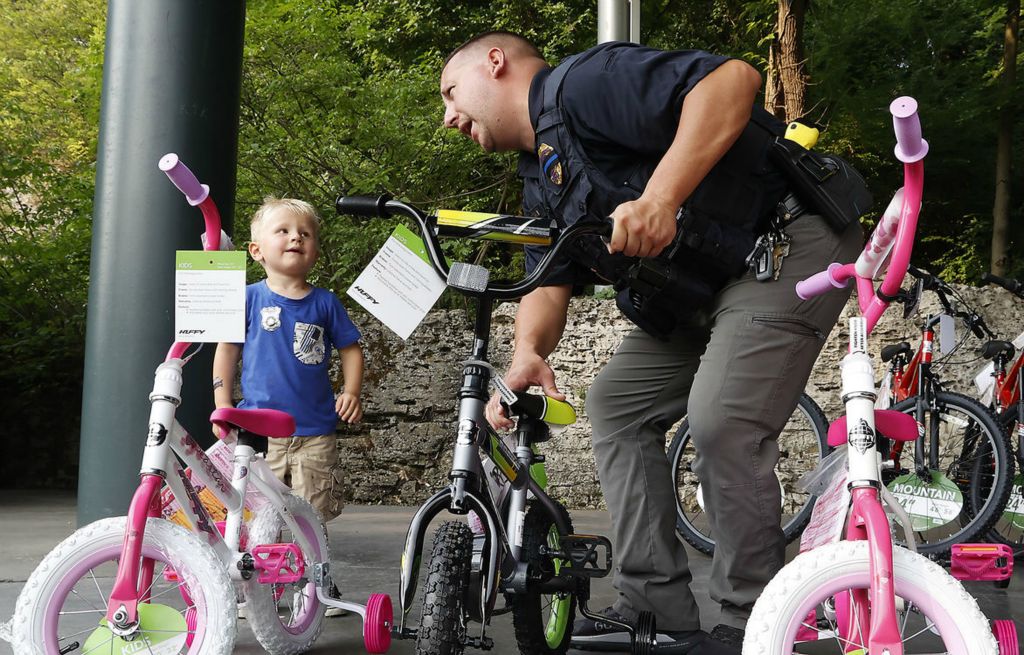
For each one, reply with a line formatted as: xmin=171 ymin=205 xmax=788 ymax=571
xmin=250 ymin=197 xmax=322 ymax=241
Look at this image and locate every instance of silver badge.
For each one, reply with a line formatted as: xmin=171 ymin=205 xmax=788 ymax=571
xmin=261 ymin=306 xmax=281 ymax=332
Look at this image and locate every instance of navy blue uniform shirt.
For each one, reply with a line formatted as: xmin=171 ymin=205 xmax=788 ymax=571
xmin=522 ymin=44 xmax=729 ymax=287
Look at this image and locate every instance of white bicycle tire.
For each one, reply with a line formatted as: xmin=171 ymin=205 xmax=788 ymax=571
xmin=744 ymin=540 xmax=997 ymax=654
xmin=12 ymin=516 xmax=235 ymax=654
xmin=244 ymin=494 xmax=329 ymax=655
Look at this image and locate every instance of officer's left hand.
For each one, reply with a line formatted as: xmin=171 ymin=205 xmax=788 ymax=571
xmin=608 ymin=196 xmax=677 ymax=258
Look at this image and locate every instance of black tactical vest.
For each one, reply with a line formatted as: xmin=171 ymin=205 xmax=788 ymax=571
xmin=520 ymin=44 xmax=788 ymax=297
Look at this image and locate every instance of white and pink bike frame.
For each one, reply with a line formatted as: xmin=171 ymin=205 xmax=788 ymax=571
xmin=794 ymin=97 xmax=929 ymax=654
xmin=101 ymin=154 xmax=390 ymax=652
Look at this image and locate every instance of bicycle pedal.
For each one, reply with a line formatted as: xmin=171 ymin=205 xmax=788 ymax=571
xmin=250 ymin=543 xmax=306 ymax=584
xmin=556 ymin=534 xmax=613 ymax=578
xmin=447 ymin=262 xmax=489 ymax=293
xmin=463 ymin=635 xmax=494 ymax=650
xmin=949 ymin=543 xmax=1013 ymax=582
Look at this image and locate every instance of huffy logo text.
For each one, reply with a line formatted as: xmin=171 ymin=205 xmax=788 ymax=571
xmin=178 ymin=329 xmax=206 ymax=335
xmin=353 ymin=286 xmax=380 ymax=305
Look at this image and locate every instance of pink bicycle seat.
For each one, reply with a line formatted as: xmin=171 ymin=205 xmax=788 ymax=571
xmin=210 ymin=407 xmax=296 ymax=438
xmin=827 ymin=410 xmax=918 ymax=447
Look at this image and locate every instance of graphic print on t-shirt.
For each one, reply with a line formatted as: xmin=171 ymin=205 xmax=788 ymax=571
xmin=261 ymin=306 xmax=282 ymax=332
xmin=293 ymin=322 xmax=326 ymax=365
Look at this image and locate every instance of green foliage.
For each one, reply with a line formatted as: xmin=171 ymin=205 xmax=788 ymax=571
xmin=3 ymin=0 xmax=1023 ymax=489
xmin=0 ymin=0 xmax=106 ymax=487
xmin=805 ymin=0 xmax=1021 ymax=281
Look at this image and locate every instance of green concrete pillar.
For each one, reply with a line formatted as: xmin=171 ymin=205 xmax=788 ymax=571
xmin=78 ymin=0 xmax=245 ymax=524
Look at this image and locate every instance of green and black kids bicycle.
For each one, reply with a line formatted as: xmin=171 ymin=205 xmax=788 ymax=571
xmin=335 ymin=196 xmax=657 ymax=655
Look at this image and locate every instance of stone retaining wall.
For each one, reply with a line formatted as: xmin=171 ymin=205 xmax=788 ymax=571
xmin=338 ymin=284 xmax=1024 ymax=509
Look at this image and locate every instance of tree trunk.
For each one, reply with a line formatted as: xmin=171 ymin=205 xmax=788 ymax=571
xmin=992 ymin=0 xmax=1019 ymax=276
xmin=765 ymin=0 xmax=809 ymax=123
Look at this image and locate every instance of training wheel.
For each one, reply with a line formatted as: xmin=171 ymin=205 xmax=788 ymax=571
xmin=363 ymin=592 xmax=393 ymax=653
xmin=632 ymin=610 xmax=657 ymax=655
xmin=993 ymin=620 xmax=1019 ymax=655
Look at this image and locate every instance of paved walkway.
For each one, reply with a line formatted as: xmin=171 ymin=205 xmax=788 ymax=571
xmin=0 ymin=490 xmax=1019 ymax=653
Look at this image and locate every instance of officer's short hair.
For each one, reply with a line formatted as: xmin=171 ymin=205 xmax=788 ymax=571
xmin=444 ymin=31 xmax=543 ymax=67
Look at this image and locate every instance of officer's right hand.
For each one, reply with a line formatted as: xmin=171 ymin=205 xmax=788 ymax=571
xmin=485 ymin=352 xmax=565 ymax=431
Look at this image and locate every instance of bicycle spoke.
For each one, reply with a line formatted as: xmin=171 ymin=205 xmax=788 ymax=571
xmin=68 ymin=586 xmax=106 ymax=615
xmin=88 ymin=569 xmax=106 ymax=606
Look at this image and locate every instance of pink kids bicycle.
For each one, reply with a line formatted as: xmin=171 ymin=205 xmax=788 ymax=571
xmin=10 ymin=155 xmax=392 ymax=655
xmin=743 ymin=99 xmax=1017 ymax=653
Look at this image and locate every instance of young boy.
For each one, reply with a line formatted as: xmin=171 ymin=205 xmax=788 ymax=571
xmin=213 ymin=197 xmax=363 ymax=528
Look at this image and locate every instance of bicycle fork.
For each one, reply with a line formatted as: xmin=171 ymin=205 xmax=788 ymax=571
xmin=105 ymin=359 xmax=185 ymax=632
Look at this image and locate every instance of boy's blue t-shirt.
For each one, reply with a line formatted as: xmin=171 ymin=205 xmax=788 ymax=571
xmin=238 ymin=281 xmax=361 ymax=436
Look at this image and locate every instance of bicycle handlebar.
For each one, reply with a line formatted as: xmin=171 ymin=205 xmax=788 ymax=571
xmin=795 ymin=263 xmax=851 ymax=300
xmin=159 ymin=153 xmax=210 ymax=206
xmin=982 ymin=272 xmax=1024 ymax=297
xmin=795 ymin=96 xmax=926 ymax=333
xmin=335 ymin=195 xmax=612 ymax=300
xmin=335 ymin=194 xmax=393 ymax=218
xmin=890 ymin=96 xmax=929 ymax=164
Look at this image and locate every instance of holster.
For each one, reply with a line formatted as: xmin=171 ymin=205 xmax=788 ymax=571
xmin=615 ymin=256 xmax=718 ymax=340
xmin=769 ymin=136 xmax=873 ymax=232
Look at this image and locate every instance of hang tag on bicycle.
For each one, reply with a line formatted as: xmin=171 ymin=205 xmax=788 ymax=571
xmin=491 ymin=373 xmax=519 ymax=406
xmin=174 ymin=251 xmax=246 ymax=343
xmin=347 ymin=224 xmax=446 ymax=340
xmin=799 ymin=447 xmax=850 ymax=552
xmin=875 ymin=370 xmax=893 ymax=409
xmin=937 ymin=313 xmax=956 ymax=355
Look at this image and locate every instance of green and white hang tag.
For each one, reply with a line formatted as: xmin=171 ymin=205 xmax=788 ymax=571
xmin=174 ymin=250 xmax=246 ymax=343
xmin=887 ymin=471 xmax=964 ymax=531
xmin=347 ymin=224 xmax=447 ymax=340
xmin=1003 ymin=474 xmax=1024 ymax=530
xmin=82 ymin=603 xmax=188 ymax=655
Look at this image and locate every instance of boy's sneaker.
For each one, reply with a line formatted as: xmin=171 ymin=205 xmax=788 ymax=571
xmin=323 ymin=583 xmax=348 ymax=617
xmin=708 ymin=625 xmax=744 ymax=648
xmin=571 ymin=606 xmax=741 ymax=654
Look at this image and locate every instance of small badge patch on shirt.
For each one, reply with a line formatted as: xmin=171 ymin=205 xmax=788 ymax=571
xmin=293 ymin=322 xmax=326 ymax=365
xmin=260 ymin=306 xmax=281 ymax=332
xmin=537 ymin=143 xmax=563 ymax=186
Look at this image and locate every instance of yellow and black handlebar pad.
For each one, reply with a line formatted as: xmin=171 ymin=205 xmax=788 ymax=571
xmin=434 ymin=209 xmax=554 ymax=246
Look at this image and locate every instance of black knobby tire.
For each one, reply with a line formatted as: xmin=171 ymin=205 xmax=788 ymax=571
xmin=983 ymin=407 xmax=1024 ymax=559
xmin=667 ymin=392 xmax=829 ymax=556
xmin=889 ymin=390 xmax=1014 ymax=557
xmin=416 ymin=521 xmax=473 ymax=655
xmin=507 ymin=502 xmax=577 ymax=655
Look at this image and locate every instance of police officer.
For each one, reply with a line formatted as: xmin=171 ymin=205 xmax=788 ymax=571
xmin=441 ymin=31 xmax=861 ymax=654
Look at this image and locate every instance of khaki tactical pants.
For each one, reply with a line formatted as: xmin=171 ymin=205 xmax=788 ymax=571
xmin=268 ymin=434 xmax=345 ymax=522
xmin=585 ymin=215 xmax=862 ymax=631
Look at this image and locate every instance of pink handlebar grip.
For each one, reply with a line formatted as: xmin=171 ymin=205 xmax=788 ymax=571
xmin=796 ymin=263 xmax=850 ymax=300
xmin=159 ymin=153 xmax=210 ymax=206
xmin=890 ymin=97 xmax=928 ymax=163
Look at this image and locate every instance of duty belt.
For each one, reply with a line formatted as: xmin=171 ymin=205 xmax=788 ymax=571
xmin=775 ymin=190 xmax=807 ymax=226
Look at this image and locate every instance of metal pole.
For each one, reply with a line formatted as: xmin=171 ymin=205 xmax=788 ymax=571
xmin=629 ymin=1 xmax=641 ymax=43
xmin=78 ymin=0 xmax=245 ymax=525
xmin=598 ymin=0 xmax=640 ymax=44
xmin=597 ymin=0 xmax=629 ymax=43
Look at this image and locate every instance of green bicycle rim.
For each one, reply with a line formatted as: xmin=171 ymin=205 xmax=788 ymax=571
xmin=544 ymin=524 xmax=571 ymax=647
